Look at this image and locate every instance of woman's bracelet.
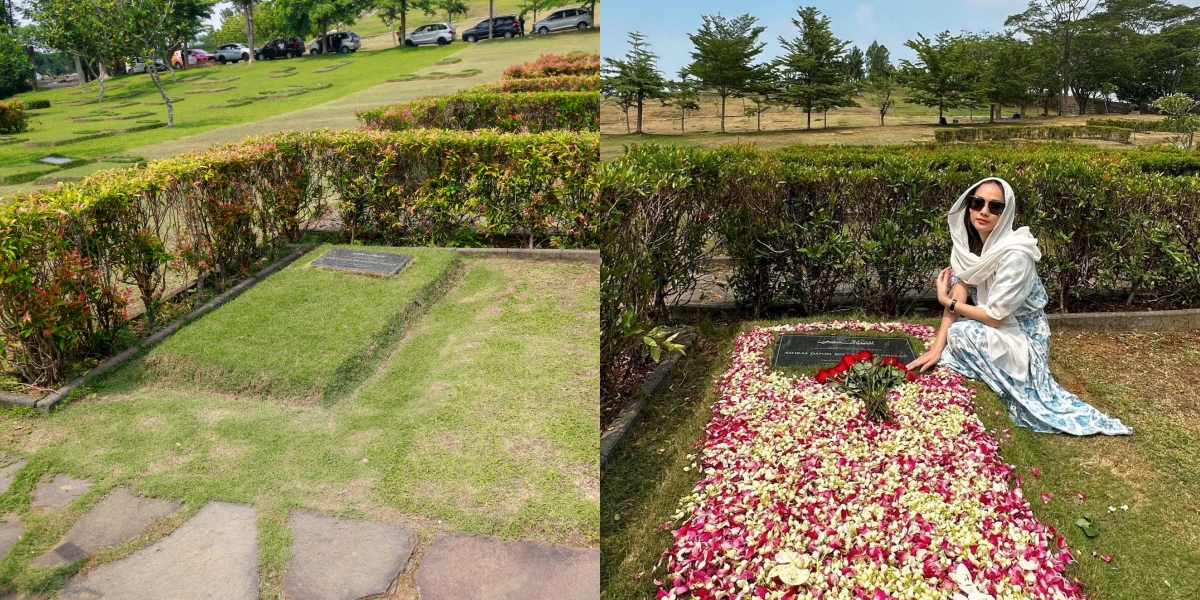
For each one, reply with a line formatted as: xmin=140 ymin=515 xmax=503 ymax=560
xmin=949 ymin=299 xmax=957 ymax=313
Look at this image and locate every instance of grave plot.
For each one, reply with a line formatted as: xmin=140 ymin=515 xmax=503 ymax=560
xmin=143 ymin=246 xmax=462 ymax=403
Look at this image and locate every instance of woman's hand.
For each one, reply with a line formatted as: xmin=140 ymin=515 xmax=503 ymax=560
xmin=907 ymin=344 xmax=943 ymax=373
xmin=936 ymin=267 xmax=953 ymax=307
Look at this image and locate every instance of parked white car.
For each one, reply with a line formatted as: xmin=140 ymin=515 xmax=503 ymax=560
xmin=532 ymin=7 xmax=593 ymax=35
xmin=404 ymin=23 xmax=455 ymax=46
xmin=213 ymin=43 xmax=251 ymax=64
xmin=125 ymin=58 xmax=165 ymax=74
xmin=309 ymin=31 xmax=361 ymax=54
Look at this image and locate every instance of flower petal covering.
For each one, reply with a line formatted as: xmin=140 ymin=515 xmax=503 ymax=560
xmin=657 ymin=321 xmax=1086 ymax=600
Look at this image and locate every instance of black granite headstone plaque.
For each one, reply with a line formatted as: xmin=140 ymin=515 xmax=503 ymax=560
xmin=772 ymin=334 xmax=917 ymax=367
xmin=311 ymin=248 xmax=413 ymax=276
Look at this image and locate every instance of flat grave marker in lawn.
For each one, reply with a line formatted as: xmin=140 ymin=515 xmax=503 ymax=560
xmin=773 ymin=334 xmax=917 ymax=367
xmin=311 ymin=248 xmax=413 ymax=276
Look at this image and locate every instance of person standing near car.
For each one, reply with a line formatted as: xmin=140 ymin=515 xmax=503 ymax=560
xmin=519 ymin=16 xmax=525 ymax=36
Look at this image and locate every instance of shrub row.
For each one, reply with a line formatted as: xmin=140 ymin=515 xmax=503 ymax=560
xmin=502 ymin=51 xmax=599 ymax=79
xmin=601 ymin=143 xmax=1200 ymax=371
xmin=474 ymin=75 xmax=599 ymax=93
xmin=934 ymin=125 xmax=1132 ymax=143
xmin=1 ymin=129 xmax=599 ymax=386
xmin=1086 ymin=117 xmax=1176 ymax=132
xmin=25 ymin=99 xmax=50 ymax=110
xmin=0 ymin=100 xmax=28 ymax=133
xmin=356 ymin=91 xmax=599 ymax=133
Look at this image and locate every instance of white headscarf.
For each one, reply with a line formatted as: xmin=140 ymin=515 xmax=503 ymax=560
xmin=947 ymin=176 xmax=1042 ymax=382
xmin=948 ymin=176 xmax=1041 ymax=289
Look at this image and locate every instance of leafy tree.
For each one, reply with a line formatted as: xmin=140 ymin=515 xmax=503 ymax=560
xmin=742 ymin=71 xmax=782 ymax=132
xmin=841 ymin=45 xmax=864 ymax=82
xmin=865 ymin=40 xmax=892 ymax=78
xmin=112 ymin=0 xmax=182 ymax=126
xmin=899 ymin=31 xmax=972 ymax=123
xmin=664 ymin=73 xmax=701 ymax=133
xmin=518 ymin=0 xmax=565 ymax=26
xmin=430 ymin=0 xmax=468 ymax=22
xmin=601 ymin=31 xmax=668 ymax=134
xmin=775 ymin=6 xmax=854 ymax=130
xmin=1005 ymin=0 xmax=1102 ymax=117
xmin=684 ymin=13 xmax=767 ymax=133
xmin=0 ymin=28 xmax=33 ymax=99
xmin=863 ymin=65 xmax=895 ymax=126
xmin=24 ymin=0 xmax=114 ymax=99
xmin=1151 ymin=92 xmax=1200 ymax=149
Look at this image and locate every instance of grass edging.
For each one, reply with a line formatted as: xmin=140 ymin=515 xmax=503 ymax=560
xmin=600 ymin=328 xmax=696 ymax=468
xmin=320 ymin=254 xmax=467 ymax=405
xmin=453 ymin=248 xmax=599 ymax=264
xmin=31 ymin=244 xmax=315 ymax=412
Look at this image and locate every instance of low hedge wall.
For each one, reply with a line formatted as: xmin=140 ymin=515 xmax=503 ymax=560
xmin=502 ymin=51 xmax=599 ymax=79
xmin=934 ymin=125 xmax=1132 ymax=143
xmin=601 ymin=143 xmax=1200 ymax=371
xmin=1 ymin=128 xmax=598 ymax=386
xmin=1086 ymin=117 xmax=1176 ymax=133
xmin=474 ymin=75 xmax=599 ymax=93
xmin=356 ymin=91 xmax=599 ymax=133
xmin=26 ymin=99 xmax=51 ymax=110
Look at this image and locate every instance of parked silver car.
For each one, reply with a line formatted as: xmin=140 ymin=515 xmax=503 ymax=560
xmin=404 ymin=23 xmax=456 ymax=46
xmin=309 ymin=31 xmax=361 ymax=54
xmin=532 ymin=7 xmax=593 ymax=35
xmin=214 ymin=43 xmax=251 ymax=64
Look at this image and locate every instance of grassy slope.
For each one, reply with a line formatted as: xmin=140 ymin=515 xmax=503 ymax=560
xmin=145 ymin=246 xmax=459 ymax=401
xmin=2 ymin=44 xmax=456 ymax=168
xmin=0 ymin=256 xmax=598 ymax=596
xmin=601 ymin=316 xmax=1200 ymax=600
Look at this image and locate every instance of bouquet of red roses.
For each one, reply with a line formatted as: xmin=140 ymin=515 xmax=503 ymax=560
xmin=815 ymin=350 xmax=917 ymax=422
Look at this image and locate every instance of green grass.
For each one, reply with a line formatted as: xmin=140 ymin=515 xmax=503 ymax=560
xmin=0 ymin=255 xmax=599 ymax=596
xmin=1 ymin=44 xmax=458 ymax=168
xmin=601 ymin=316 xmax=1200 ymax=600
xmin=144 ymin=245 xmax=460 ymax=402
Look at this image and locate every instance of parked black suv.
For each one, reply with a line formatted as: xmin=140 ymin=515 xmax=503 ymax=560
xmin=462 ymin=14 xmax=523 ymax=42
xmin=255 ymin=37 xmax=305 ymax=60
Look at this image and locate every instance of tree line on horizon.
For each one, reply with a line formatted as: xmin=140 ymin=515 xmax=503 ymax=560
xmin=601 ymin=0 xmax=1200 ymax=134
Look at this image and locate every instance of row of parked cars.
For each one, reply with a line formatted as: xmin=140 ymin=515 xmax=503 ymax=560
xmin=124 ymin=5 xmax=593 ymax=71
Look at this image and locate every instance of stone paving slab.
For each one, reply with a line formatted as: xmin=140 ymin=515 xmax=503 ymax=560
xmin=31 ymin=488 xmax=182 ymax=569
xmin=0 ymin=515 xmax=25 ymax=563
xmin=283 ymin=509 xmax=415 ymax=600
xmin=58 ymin=501 xmax=258 ymax=600
xmin=0 ymin=458 xmax=26 ymax=495
xmin=30 ymin=474 xmax=93 ymax=515
xmin=414 ymin=534 xmax=599 ymax=600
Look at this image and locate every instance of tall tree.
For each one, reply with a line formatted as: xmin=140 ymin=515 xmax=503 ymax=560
xmin=1005 ymin=0 xmax=1102 ymax=117
xmin=899 ymin=31 xmax=971 ymax=123
xmin=112 ymin=0 xmax=180 ymax=125
xmin=0 ymin=28 xmax=34 ymax=99
xmin=863 ymin=63 xmax=895 ymax=125
xmin=664 ymin=72 xmax=701 ymax=133
xmin=684 ymin=13 xmax=767 ymax=133
xmin=775 ymin=6 xmax=854 ymax=130
xmin=601 ymin=31 xmax=668 ymax=134
xmin=865 ymin=40 xmax=892 ymax=79
xmin=24 ymin=0 xmax=112 ymax=100
xmin=432 ymin=0 xmax=469 ymax=22
xmin=375 ymin=0 xmax=432 ymax=47
xmin=241 ymin=0 xmax=257 ymax=63
xmin=841 ymin=45 xmax=864 ymax=82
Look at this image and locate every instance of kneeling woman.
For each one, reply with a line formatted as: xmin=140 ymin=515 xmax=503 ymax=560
xmin=907 ymin=176 xmax=1132 ymax=436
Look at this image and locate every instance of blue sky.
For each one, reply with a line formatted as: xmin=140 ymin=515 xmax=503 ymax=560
xmin=600 ymin=0 xmax=1200 ymax=77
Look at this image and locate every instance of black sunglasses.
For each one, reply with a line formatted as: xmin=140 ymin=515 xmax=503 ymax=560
xmin=967 ymin=195 xmax=1006 ymax=215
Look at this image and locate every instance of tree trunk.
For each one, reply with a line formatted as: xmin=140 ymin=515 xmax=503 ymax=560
xmin=989 ymin=103 xmax=995 ymax=123
xmin=391 ymin=20 xmax=397 ymax=47
xmin=635 ymin=91 xmax=643 ymax=133
xmin=757 ymin=107 xmax=761 ymax=131
xmin=489 ymin=0 xmax=494 ymax=40
xmin=824 ymin=107 xmax=828 ymax=127
xmin=321 ymin=20 xmax=327 ymax=54
xmin=182 ymin=40 xmax=188 ymax=70
xmin=73 ymin=54 xmax=85 ymax=84
xmin=149 ymin=63 xmax=174 ymax=127
xmin=681 ymin=110 xmax=685 ymax=134
xmin=98 ymin=60 xmax=106 ymax=102
xmin=24 ymin=45 xmax=37 ymax=90
xmin=720 ymin=94 xmax=726 ymax=132
xmin=879 ymin=108 xmax=884 ymax=126
xmin=244 ymin=0 xmax=255 ymax=64
xmin=806 ymin=105 xmax=811 ymax=130
xmin=400 ymin=3 xmax=406 ymax=46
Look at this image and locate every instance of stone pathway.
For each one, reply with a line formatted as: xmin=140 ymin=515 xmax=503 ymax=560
xmin=283 ymin=509 xmax=415 ymax=600
xmin=58 ymin=502 xmax=259 ymax=600
xmin=0 ymin=472 xmax=599 ymax=599
xmin=416 ymin=533 xmax=600 ymax=600
xmin=31 ymin=488 xmax=181 ymax=568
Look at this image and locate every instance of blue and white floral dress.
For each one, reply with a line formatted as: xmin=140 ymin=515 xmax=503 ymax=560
xmin=939 ymin=252 xmax=1133 ymax=436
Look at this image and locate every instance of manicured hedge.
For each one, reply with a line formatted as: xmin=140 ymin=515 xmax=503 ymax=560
xmin=1086 ymin=117 xmax=1176 ymax=133
xmin=502 ymin=51 xmax=599 ymax=79
xmin=356 ymin=91 xmax=599 ymax=133
xmin=1 ymin=129 xmax=598 ymax=386
xmin=0 ymin=99 xmax=28 ymax=133
xmin=601 ymin=142 xmax=1200 ymax=368
xmin=474 ymin=75 xmax=599 ymax=93
xmin=934 ymin=124 xmax=1132 ymax=143
xmin=25 ymin=99 xmax=50 ymax=110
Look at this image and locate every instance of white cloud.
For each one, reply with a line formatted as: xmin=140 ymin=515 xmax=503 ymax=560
xmin=855 ymin=4 xmax=879 ymax=35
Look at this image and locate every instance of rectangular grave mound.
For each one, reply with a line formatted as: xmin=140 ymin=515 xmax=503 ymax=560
xmin=772 ymin=333 xmax=916 ymax=368
xmin=311 ymin=248 xmax=413 ymax=276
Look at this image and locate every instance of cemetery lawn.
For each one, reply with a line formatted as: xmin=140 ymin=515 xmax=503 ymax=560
xmin=144 ymin=246 xmax=463 ymax=403
xmin=601 ymin=316 xmax=1200 ymax=600
xmin=0 ymin=255 xmax=598 ymax=597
